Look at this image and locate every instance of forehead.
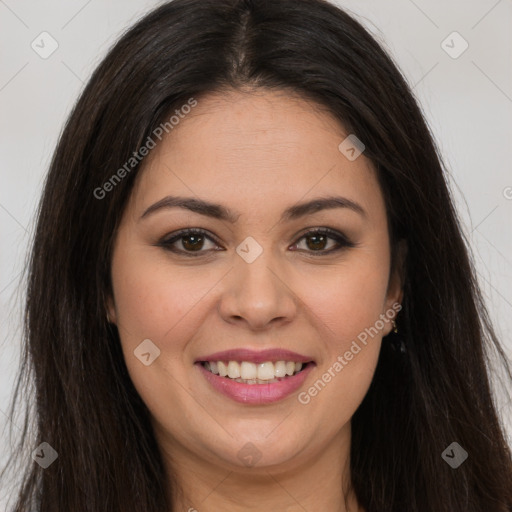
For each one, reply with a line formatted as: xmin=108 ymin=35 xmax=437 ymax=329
xmin=129 ymin=89 xmax=384 ymax=223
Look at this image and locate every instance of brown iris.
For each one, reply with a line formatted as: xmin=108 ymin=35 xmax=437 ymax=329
xmin=305 ymin=233 xmax=328 ymax=251
xmin=181 ymin=234 xmax=205 ymax=251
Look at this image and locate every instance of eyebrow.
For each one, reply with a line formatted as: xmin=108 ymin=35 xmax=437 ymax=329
xmin=140 ymin=195 xmax=366 ymax=223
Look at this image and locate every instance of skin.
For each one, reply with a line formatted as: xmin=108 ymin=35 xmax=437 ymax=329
xmin=108 ymin=88 xmax=404 ymax=512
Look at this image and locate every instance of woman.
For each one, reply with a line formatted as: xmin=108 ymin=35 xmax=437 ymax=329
xmin=2 ymin=0 xmax=511 ymax=510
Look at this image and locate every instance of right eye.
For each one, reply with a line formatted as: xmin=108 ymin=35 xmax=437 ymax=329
xmin=157 ymin=228 xmax=223 ymax=256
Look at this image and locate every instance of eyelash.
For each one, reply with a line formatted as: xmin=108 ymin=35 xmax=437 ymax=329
xmin=157 ymin=227 xmax=356 ymax=257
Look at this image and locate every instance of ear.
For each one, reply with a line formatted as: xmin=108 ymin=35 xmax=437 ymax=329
xmin=382 ymin=239 xmax=407 ymax=335
xmin=106 ymin=293 xmax=117 ymax=325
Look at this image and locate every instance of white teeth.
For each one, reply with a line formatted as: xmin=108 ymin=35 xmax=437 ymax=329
xmin=274 ymin=361 xmax=287 ymax=378
xmin=257 ymin=361 xmax=275 ymax=380
xmin=202 ymin=359 xmax=308 ymax=381
xmin=218 ymin=361 xmax=228 ymax=377
xmin=234 ymin=378 xmax=279 ymax=385
xmin=241 ymin=361 xmax=257 ymax=380
xmin=227 ymin=361 xmax=241 ymax=379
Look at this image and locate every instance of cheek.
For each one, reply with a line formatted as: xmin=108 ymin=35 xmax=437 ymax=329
xmin=294 ymin=250 xmax=389 ymax=417
xmin=109 ymin=249 xmax=210 ymax=416
xmin=111 ymin=249 xmax=214 ymax=344
xmin=110 ymin=246 xmax=223 ymax=404
xmin=299 ymin=251 xmax=390 ymax=348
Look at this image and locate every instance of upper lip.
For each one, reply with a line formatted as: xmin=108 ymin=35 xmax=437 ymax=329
xmin=195 ymin=348 xmax=314 ymax=364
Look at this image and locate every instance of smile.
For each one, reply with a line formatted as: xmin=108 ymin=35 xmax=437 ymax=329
xmin=195 ymin=360 xmax=315 ymax=405
xmin=201 ymin=360 xmax=308 ymax=384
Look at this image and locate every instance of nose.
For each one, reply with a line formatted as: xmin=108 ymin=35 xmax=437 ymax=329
xmin=217 ymin=248 xmax=298 ymax=331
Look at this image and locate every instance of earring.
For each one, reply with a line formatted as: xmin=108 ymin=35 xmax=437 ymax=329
xmin=388 ymin=318 xmax=406 ymax=354
xmin=106 ymin=311 xmax=111 ymax=324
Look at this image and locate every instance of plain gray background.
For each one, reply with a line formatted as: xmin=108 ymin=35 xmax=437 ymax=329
xmin=1 ymin=0 xmax=511 ymax=506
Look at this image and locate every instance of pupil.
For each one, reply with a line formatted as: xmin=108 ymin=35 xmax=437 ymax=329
xmin=307 ymin=234 xmax=326 ymax=250
xmin=183 ymin=234 xmax=203 ymax=251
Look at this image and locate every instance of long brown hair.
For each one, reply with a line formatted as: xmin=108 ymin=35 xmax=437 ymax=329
xmin=2 ymin=0 xmax=512 ymax=510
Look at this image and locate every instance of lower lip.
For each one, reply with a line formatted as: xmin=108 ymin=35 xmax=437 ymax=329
xmin=196 ymin=362 xmax=314 ymax=405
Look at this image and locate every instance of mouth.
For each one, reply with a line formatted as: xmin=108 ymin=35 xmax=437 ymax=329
xmin=194 ymin=349 xmax=316 ymax=404
xmin=198 ymin=360 xmax=313 ymax=384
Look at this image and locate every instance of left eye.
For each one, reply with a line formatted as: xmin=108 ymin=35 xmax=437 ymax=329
xmin=290 ymin=228 xmax=351 ymax=253
xmin=158 ymin=228 xmax=354 ymax=256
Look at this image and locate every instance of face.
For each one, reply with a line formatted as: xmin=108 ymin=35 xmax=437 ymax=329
xmin=108 ymin=89 xmax=403 ymax=474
